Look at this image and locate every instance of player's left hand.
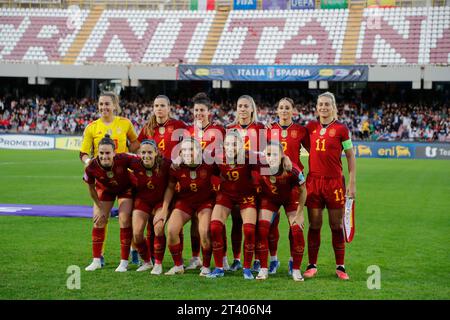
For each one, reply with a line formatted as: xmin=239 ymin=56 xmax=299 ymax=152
xmin=346 ymin=183 xmax=356 ymax=199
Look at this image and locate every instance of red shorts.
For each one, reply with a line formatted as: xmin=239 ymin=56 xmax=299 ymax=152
xmin=305 ymin=175 xmax=346 ymax=210
xmin=133 ymin=198 xmax=163 ymax=215
xmin=215 ymin=192 xmax=257 ymax=210
xmin=259 ymin=189 xmax=299 ymax=213
xmin=174 ymin=199 xmax=214 ymax=216
xmin=96 ymin=187 xmax=133 ymax=202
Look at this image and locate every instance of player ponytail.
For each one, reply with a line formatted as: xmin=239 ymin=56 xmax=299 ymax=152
xmin=193 ymin=92 xmax=211 ymax=109
xmin=318 ymin=92 xmax=338 ymax=121
xmin=99 ymin=134 xmax=115 ymax=150
xmin=144 ymin=95 xmax=171 ymax=137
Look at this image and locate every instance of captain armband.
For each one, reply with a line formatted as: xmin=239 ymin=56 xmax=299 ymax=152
xmin=342 ymin=139 xmax=353 ymax=151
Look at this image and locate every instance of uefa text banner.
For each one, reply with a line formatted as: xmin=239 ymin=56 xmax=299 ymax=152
xmin=321 ymin=0 xmax=348 ymax=9
xmin=352 ymin=142 xmax=450 ymax=160
xmin=233 ymin=0 xmax=258 ymax=10
xmin=55 ymin=136 xmax=83 ymax=151
xmin=178 ymin=65 xmax=369 ymax=81
xmin=262 ymin=0 xmax=289 ymax=10
xmin=190 ymin=0 xmax=215 ymax=10
xmin=0 ymin=134 xmax=55 ymax=150
xmin=290 ymin=0 xmax=315 ymax=9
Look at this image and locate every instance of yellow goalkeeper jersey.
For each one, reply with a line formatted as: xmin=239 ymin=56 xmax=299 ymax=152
xmin=80 ymin=116 xmax=138 ymax=157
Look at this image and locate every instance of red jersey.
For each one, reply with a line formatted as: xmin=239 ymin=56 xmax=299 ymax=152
xmin=138 ymin=119 xmax=187 ymax=160
xmin=268 ymin=122 xmax=309 ymax=171
xmin=227 ymin=121 xmax=266 ymax=154
xmin=188 ymin=122 xmax=225 ymax=151
xmin=306 ymin=120 xmax=351 ymax=178
xmin=258 ymin=166 xmax=306 ymax=201
xmin=217 ymin=159 xmax=259 ymax=197
xmin=129 ymin=158 xmax=171 ymax=205
xmin=83 ymin=153 xmax=137 ymax=193
xmin=170 ymin=163 xmax=219 ymax=203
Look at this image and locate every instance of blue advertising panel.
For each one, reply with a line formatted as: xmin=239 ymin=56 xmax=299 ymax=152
xmin=352 ymin=142 xmax=450 ymax=160
xmin=178 ymin=65 xmax=368 ymax=81
xmin=290 ymin=0 xmax=316 ymax=9
xmin=233 ymin=0 xmax=257 ymax=10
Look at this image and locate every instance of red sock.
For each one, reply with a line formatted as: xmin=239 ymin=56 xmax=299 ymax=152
xmin=120 ymin=227 xmax=133 ymax=260
xmin=179 ymin=230 xmax=184 ymax=255
xmin=210 ymin=220 xmax=225 ymax=268
xmin=135 ymin=240 xmax=150 ymax=263
xmin=191 ymin=234 xmax=200 ymax=258
xmin=307 ymin=227 xmax=321 ymax=265
xmin=202 ymin=245 xmax=212 ymax=268
xmin=92 ymin=227 xmax=105 ymax=258
xmin=222 ymin=225 xmax=228 ymax=255
xmin=331 ymin=228 xmax=345 ymax=266
xmin=256 ymin=220 xmax=270 ymax=268
xmin=288 ymin=228 xmax=293 ymax=257
xmin=290 ymin=224 xmax=305 ymax=270
xmin=168 ymin=242 xmax=183 ymax=266
xmin=243 ymin=223 xmax=256 ymax=269
xmin=231 ymin=213 xmax=243 ymax=260
xmin=146 ymin=223 xmax=154 ymax=261
xmin=268 ymin=214 xmax=280 ymax=257
xmin=154 ymin=235 xmax=166 ymax=264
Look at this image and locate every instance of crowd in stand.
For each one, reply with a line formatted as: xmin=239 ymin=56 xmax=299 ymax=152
xmin=0 ymin=96 xmax=449 ymax=142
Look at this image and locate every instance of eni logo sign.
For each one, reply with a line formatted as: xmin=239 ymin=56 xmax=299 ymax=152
xmin=357 ymin=145 xmax=372 ymax=156
xmin=378 ymin=146 xmax=411 ymax=157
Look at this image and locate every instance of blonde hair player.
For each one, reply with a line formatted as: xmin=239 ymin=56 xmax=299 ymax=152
xmin=304 ymin=92 xmax=356 ymax=280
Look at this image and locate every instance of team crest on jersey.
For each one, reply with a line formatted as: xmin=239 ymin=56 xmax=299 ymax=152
xmin=270 ymin=176 xmax=276 ymax=184
xmin=241 ymin=129 xmax=247 ymax=136
xmin=190 ymin=171 xmax=197 ymax=180
xmin=200 ymin=169 xmax=208 ymax=179
xmin=107 ymin=171 xmax=114 ymax=178
xmin=281 ymin=130 xmax=288 ymax=138
xmin=158 ymin=127 xmax=165 ymax=135
xmin=146 ymin=170 xmax=153 ymax=177
xmin=320 ymin=128 xmax=327 ymax=136
xmin=329 ymin=128 xmax=336 ymax=137
xmin=291 ymin=130 xmax=298 ymax=138
xmin=198 ymin=130 xmax=204 ymax=138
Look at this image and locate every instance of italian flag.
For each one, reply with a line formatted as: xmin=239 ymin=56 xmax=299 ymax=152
xmin=190 ymin=0 xmax=215 ymax=10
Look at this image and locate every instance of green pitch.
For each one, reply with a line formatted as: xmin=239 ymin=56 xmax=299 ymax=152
xmin=0 ymin=150 xmax=449 ymax=300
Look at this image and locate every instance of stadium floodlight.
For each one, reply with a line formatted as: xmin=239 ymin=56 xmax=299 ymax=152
xmin=308 ymin=81 xmax=317 ymax=89
xmin=319 ymin=81 xmax=328 ymax=89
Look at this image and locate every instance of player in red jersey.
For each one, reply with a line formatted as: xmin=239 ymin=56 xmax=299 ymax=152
xmin=128 ymin=140 xmax=171 ymax=273
xmin=138 ymin=95 xmax=188 ymax=161
xmin=83 ymin=134 xmax=137 ymax=272
xmin=163 ymin=138 xmax=219 ymax=276
xmin=254 ymin=142 xmax=307 ymax=281
xmin=137 ymin=95 xmax=188 ymax=266
xmin=184 ymin=93 xmax=226 ymax=271
xmin=303 ymin=92 xmax=356 ymax=281
xmin=226 ymin=95 xmax=267 ymax=272
xmin=265 ymin=97 xmax=309 ymax=275
xmin=207 ymin=130 xmax=260 ymax=279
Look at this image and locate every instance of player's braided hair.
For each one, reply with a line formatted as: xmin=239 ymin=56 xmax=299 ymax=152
xmin=144 ymin=95 xmax=171 ymax=137
xmin=99 ymin=134 xmax=115 ymax=150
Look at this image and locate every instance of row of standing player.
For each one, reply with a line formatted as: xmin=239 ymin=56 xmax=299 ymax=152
xmin=79 ymin=92 xmax=356 ymax=281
